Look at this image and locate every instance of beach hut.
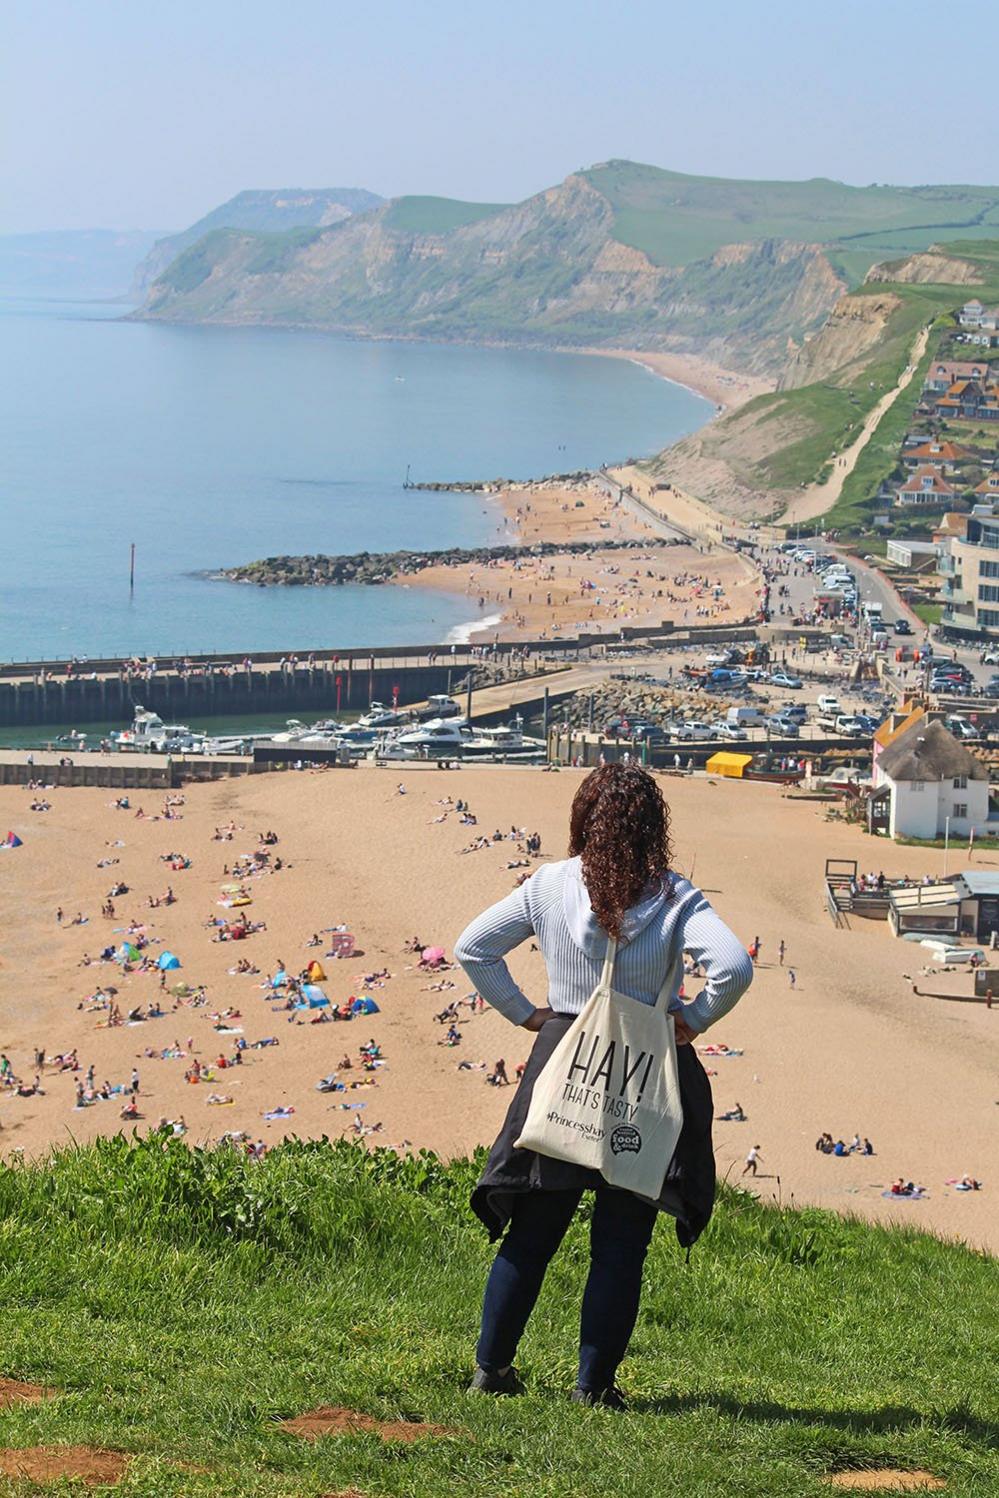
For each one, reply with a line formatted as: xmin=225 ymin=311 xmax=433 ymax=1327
xmin=351 ymin=996 xmax=380 ymax=1015
xmin=706 ymin=752 xmax=753 ymax=779
xmin=157 ymin=951 xmax=181 ymax=970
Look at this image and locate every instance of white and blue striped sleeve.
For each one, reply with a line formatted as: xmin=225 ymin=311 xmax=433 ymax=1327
xmin=454 ymin=882 xmax=537 ymax=1026
xmin=677 ymin=887 xmax=753 ymax=1033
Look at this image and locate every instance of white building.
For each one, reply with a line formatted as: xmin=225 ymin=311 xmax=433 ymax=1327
xmin=873 ymin=719 xmax=992 ymax=840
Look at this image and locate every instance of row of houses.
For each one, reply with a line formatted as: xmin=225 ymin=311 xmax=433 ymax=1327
xmin=921 ymin=358 xmax=999 ymax=425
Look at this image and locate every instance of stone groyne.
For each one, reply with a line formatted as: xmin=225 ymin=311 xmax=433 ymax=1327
xmin=218 ymin=537 xmax=680 ymax=587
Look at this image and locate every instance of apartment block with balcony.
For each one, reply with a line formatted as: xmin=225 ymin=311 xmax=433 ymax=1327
xmin=939 ymin=505 xmax=999 ymax=637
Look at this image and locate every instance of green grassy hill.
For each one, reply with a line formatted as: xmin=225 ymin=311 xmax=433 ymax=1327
xmin=133 ymin=187 xmax=384 ymax=293
xmin=585 ymin=160 xmax=999 ymax=275
xmin=136 ymin=163 xmax=999 ymax=375
xmin=0 ymin=1135 xmax=994 ymax=1496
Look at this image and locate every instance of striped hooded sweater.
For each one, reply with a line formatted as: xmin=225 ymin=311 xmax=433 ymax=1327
xmin=455 ymin=856 xmax=752 ymax=1032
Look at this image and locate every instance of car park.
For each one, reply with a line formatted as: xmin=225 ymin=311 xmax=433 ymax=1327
xmin=770 ymin=670 xmax=803 ymax=689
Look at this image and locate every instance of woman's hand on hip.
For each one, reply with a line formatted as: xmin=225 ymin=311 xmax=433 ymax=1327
xmin=521 ymin=1006 xmax=556 ymax=1031
xmin=673 ymin=1013 xmax=698 ymax=1046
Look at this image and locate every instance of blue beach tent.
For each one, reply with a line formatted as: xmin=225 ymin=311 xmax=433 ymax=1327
xmin=351 ymin=996 xmax=380 ymax=1016
xmin=157 ymin=951 xmax=181 ymax=971
xmin=302 ymin=984 xmax=330 ymax=1008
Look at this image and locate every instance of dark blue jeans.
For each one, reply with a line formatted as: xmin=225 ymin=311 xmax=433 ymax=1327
xmin=476 ymin=1187 xmax=658 ymax=1390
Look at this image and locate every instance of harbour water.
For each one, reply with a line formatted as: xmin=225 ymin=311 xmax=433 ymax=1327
xmin=0 ymin=300 xmax=712 ymax=660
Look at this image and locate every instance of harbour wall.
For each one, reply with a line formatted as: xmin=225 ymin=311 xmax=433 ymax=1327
xmin=0 ymin=620 xmax=759 ymax=730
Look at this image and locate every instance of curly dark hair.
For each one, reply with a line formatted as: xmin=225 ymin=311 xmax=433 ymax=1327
xmin=568 ymin=763 xmax=674 ymax=939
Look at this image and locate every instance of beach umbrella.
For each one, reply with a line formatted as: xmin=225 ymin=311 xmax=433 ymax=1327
xmin=157 ymin=951 xmax=181 ymax=970
xmin=422 ymin=946 xmax=445 ymax=964
xmin=351 ymin=996 xmax=380 ymax=1015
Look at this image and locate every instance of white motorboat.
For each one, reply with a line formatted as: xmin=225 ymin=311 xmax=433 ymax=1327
xmin=461 ymin=722 xmax=546 ymax=759
xmin=114 ymin=707 xmax=204 ymax=754
xmin=359 ymin=704 xmax=407 ymax=729
xmin=390 ymin=717 xmax=470 ymax=753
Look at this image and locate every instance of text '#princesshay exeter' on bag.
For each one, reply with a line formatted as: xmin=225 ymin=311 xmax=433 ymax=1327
xmin=514 ymin=935 xmax=684 ymax=1199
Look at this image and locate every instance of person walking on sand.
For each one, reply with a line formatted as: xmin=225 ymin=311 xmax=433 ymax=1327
xmin=778 ymin=939 xmax=786 ymax=966
xmin=787 ymin=968 xmax=796 ymax=989
xmin=742 ymin=1145 xmax=761 ymax=1177
xmin=455 ymin=763 xmax=752 ymax=1408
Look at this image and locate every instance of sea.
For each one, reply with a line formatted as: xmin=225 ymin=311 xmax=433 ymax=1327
xmin=0 ymin=299 xmax=712 ymax=661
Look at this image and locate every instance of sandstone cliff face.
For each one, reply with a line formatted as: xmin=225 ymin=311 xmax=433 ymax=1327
xmin=138 ymin=180 xmax=847 ymax=376
xmin=865 ymin=249 xmax=985 ymax=286
xmin=778 ymin=290 xmax=902 ymax=390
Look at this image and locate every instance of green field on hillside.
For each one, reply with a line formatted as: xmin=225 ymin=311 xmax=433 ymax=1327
xmin=383 ymin=196 xmax=510 ymax=234
xmin=585 ymin=161 xmax=999 ymax=269
xmin=0 ymin=1136 xmax=994 ymax=1497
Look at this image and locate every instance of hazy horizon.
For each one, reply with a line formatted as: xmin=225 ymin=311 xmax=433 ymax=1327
xmin=5 ymin=0 xmax=999 ymax=236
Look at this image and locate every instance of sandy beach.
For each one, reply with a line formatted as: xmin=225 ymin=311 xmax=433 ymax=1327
xmin=592 ymin=348 xmax=775 ymax=413
xmin=392 ymin=479 xmax=761 ymax=642
xmin=1 ymin=765 xmax=995 ymax=1254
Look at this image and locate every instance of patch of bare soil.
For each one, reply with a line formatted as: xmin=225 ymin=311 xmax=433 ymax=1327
xmin=281 ymin=1406 xmax=458 ymax=1443
xmin=824 ymin=1472 xmax=946 ymax=1492
xmin=0 ymin=1380 xmax=54 ymax=1408
xmin=0 ymin=1446 xmax=130 ymax=1485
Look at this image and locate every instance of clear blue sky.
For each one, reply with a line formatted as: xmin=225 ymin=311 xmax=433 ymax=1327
xmin=5 ymin=0 xmax=998 ymax=233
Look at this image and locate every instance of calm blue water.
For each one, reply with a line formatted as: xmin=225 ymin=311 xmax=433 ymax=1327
xmin=0 ymin=300 xmax=712 ymax=659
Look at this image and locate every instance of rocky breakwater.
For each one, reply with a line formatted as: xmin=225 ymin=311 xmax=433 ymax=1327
xmin=217 ymin=537 xmax=680 ymax=587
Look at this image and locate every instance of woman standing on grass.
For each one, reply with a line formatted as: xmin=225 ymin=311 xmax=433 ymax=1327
xmin=455 ymin=763 xmax=752 ymax=1408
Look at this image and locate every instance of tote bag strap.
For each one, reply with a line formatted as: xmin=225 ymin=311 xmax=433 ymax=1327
xmin=599 ymin=936 xmax=618 ymax=990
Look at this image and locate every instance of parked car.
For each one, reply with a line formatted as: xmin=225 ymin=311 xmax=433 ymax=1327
xmin=779 ymin=701 xmax=808 ymax=722
xmin=817 ymin=694 xmax=843 ymax=714
xmin=676 ymin=720 xmax=713 ymax=741
xmin=770 ymin=670 xmax=803 ymax=689
xmin=981 ymin=647 xmax=999 ymax=666
xmin=714 ymin=722 xmax=749 ymax=741
xmin=894 ymin=619 xmax=913 ymax=635
xmin=766 ymin=716 xmax=800 ymax=738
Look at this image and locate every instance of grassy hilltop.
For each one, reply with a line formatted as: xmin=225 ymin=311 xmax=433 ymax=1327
xmin=0 ymin=1136 xmax=995 ymax=1496
xmin=135 ymin=163 xmax=999 ymax=377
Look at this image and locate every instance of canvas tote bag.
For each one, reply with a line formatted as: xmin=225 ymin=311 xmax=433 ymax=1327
xmin=514 ymin=936 xmax=684 ymax=1199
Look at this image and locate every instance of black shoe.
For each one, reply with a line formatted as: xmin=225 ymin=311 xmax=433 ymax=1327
xmin=571 ymin=1385 xmax=627 ymax=1411
xmin=469 ymin=1365 xmax=525 ymax=1396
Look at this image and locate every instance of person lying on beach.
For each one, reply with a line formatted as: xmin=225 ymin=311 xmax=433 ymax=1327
xmin=457 ymin=1059 xmax=487 ymax=1072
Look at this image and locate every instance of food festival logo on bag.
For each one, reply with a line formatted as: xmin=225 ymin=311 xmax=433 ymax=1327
xmin=610 ymin=1124 xmax=642 ymax=1155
